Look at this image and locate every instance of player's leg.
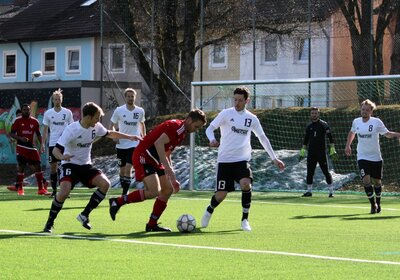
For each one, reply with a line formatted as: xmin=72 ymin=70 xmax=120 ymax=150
xmin=370 ymin=161 xmax=383 ymax=213
xmin=145 ymin=174 xmax=174 ymax=232
xmin=372 ymin=178 xmax=382 ymax=213
xmin=237 ymin=161 xmax=253 ymax=231
xmin=116 ymin=148 xmax=129 ymax=195
xmin=201 ymin=163 xmax=231 ymax=228
xmin=108 ymin=164 xmax=158 ymax=221
xmin=304 ymin=156 xmax=317 ymax=196
xmin=77 ymin=170 xmax=110 ymax=230
xmin=15 ymin=156 xmax=26 ymax=195
xmin=43 ymin=179 xmax=72 ymax=233
xmin=48 ymin=147 xmax=59 ymax=197
xmin=239 ymin=178 xmax=252 ymax=231
xmin=319 ymin=154 xmax=334 ymax=197
xmin=358 ymin=160 xmax=376 ymax=214
xmin=33 ymin=162 xmax=50 ymax=195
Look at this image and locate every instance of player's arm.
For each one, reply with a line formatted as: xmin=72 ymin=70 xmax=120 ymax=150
xmin=52 ymin=143 xmax=73 ymax=161
xmin=344 ymin=131 xmax=355 ymax=156
xmin=106 ymin=130 xmax=142 ymax=141
xmin=205 ymin=124 xmax=219 ymax=147
xmin=140 ymin=121 xmax=146 ymax=137
xmin=9 ymin=131 xmax=29 ymax=143
xmin=154 ymin=133 xmax=176 ymax=181
xmin=109 ymin=121 xmax=118 ymax=131
xmin=41 ymin=124 xmax=49 ymax=153
xmin=253 ymin=121 xmax=285 ymax=170
xmin=35 ymin=129 xmax=43 ymax=149
xmin=383 ymin=131 xmax=400 ymax=139
xmin=257 ymin=133 xmax=285 ymax=170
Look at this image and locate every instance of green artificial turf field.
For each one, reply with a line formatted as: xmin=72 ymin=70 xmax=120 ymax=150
xmin=1 ymin=187 xmax=400 ymax=279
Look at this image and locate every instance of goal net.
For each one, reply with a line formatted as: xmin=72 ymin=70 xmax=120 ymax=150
xmin=188 ymin=75 xmax=400 ymax=193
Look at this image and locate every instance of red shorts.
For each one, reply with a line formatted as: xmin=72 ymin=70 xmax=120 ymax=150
xmin=132 ymin=150 xmax=165 ymax=181
xmin=16 ymin=145 xmax=40 ymax=164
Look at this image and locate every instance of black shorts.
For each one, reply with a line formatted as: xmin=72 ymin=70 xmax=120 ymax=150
xmin=357 ymin=159 xmax=383 ymax=180
xmin=48 ymin=146 xmax=60 ymax=164
xmin=59 ymin=163 xmax=102 ymax=189
xmin=116 ymin=147 xmax=135 ymax=167
xmin=140 ymin=163 xmax=165 ymax=179
xmin=215 ymin=161 xmax=253 ymax=192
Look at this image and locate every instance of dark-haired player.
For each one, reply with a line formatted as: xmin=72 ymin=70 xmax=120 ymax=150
xmin=201 ymin=86 xmax=285 ymax=231
xmin=8 ymin=104 xmax=50 ymax=196
xmin=109 ymin=109 xmax=207 ymax=232
xmin=43 ymin=102 xmax=142 ymax=233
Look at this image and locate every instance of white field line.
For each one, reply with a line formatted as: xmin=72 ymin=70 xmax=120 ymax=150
xmin=1 ymin=229 xmax=400 ymax=266
xmin=172 ymin=197 xmax=400 ymax=212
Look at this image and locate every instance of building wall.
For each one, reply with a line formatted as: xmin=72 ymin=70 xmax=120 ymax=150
xmin=0 ymin=38 xmax=95 ymax=83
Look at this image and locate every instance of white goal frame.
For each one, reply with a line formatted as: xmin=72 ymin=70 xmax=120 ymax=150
xmin=189 ymin=74 xmax=400 ymax=191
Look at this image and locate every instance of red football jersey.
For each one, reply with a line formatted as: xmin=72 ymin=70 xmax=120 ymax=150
xmin=133 ymin=119 xmax=186 ymax=166
xmin=11 ymin=116 xmax=41 ymax=148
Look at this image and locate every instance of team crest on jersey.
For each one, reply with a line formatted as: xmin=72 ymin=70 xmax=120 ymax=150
xmin=230 ymin=118 xmax=234 ymax=122
xmin=30 ymin=124 xmax=33 ymax=128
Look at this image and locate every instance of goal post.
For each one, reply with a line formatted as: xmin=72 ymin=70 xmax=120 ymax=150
xmin=189 ymin=75 xmax=400 ymax=192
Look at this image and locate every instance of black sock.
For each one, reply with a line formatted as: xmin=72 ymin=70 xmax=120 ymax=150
xmin=241 ymin=190 xmax=251 ymax=221
xmin=207 ymin=195 xmax=220 ymax=214
xmin=364 ymin=185 xmax=375 ymax=206
xmin=82 ymin=189 xmax=106 ymax=216
xmin=121 ymin=176 xmax=130 ymax=195
xmin=50 ymin=173 xmax=58 ymax=191
xmin=374 ymin=185 xmax=382 ymax=206
xmin=47 ymin=198 xmax=64 ymax=225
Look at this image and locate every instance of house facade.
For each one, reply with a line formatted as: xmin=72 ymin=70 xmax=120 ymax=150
xmin=0 ymin=0 xmax=143 ymax=164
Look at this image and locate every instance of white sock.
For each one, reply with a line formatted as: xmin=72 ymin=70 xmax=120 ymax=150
xmin=307 ymin=185 xmax=312 ymax=192
xmin=328 ymin=184 xmax=334 ymax=194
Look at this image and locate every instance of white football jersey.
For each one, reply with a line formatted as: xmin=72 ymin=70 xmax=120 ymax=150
xmin=42 ymin=107 xmax=73 ymax=146
xmin=57 ymin=121 xmax=108 ymax=165
xmin=110 ymin=105 xmax=145 ymax=149
xmin=210 ymin=107 xmax=267 ymax=163
xmin=351 ymin=117 xmax=388 ymax=161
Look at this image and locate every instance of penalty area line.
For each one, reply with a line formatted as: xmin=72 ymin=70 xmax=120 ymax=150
xmin=1 ymin=229 xmax=400 ymax=266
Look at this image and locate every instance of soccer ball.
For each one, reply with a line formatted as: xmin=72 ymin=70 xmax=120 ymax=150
xmin=176 ymin=214 xmax=196 ymax=233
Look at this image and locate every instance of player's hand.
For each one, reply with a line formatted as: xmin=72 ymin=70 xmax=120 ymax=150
xmin=209 ymin=139 xmax=219 ymax=147
xmin=171 ymin=180 xmax=180 ymax=193
xmin=130 ymin=135 xmax=142 ymax=141
xmin=274 ymin=159 xmax=285 ymax=171
xmin=62 ymin=154 xmax=74 ymax=161
xmin=329 ymin=145 xmax=338 ymax=161
xmin=40 ymin=144 xmax=45 ymax=154
xmin=345 ymin=146 xmax=351 ymax=156
xmin=298 ymin=148 xmax=307 ymax=162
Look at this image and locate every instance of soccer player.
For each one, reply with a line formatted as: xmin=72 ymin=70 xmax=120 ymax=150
xmin=201 ymin=86 xmax=285 ymax=231
xmin=108 ymin=109 xmax=207 ymax=232
xmin=299 ymin=107 xmax=337 ymax=198
xmin=345 ymin=99 xmax=400 ymax=214
xmin=109 ymin=88 xmax=146 ymax=195
xmin=41 ymin=89 xmax=74 ymax=197
xmin=8 ymin=104 xmax=50 ymax=196
xmin=43 ymin=102 xmax=142 ymax=233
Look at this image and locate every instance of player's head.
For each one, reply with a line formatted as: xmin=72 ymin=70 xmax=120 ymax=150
xmin=52 ymin=88 xmax=63 ymax=107
xmin=233 ymin=87 xmax=250 ymax=112
xmin=21 ymin=104 xmax=31 ymax=118
xmin=360 ymin=99 xmax=376 ymax=119
xmin=82 ymin=102 xmax=104 ymax=126
xmin=310 ymin=107 xmax=320 ymax=121
xmin=185 ymin=108 xmax=207 ymax=133
xmin=124 ymin=88 xmax=137 ymax=106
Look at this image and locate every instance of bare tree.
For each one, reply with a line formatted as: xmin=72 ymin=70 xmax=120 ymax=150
xmin=336 ymin=0 xmax=399 ymax=103
xmin=103 ymin=0 xmax=317 ymax=114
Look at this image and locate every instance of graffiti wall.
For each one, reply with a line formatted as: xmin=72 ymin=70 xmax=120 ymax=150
xmin=0 ymin=88 xmax=81 ymax=164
